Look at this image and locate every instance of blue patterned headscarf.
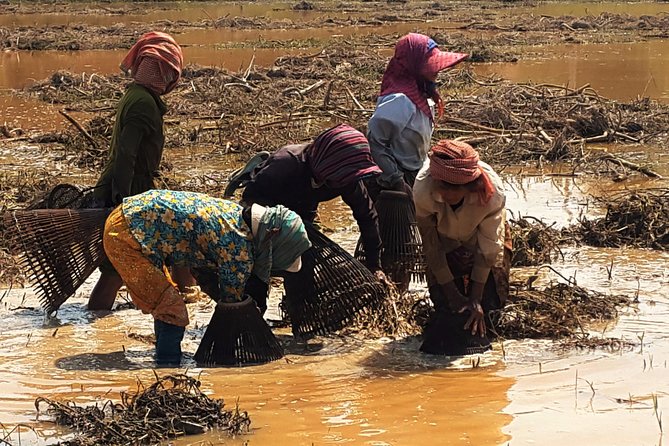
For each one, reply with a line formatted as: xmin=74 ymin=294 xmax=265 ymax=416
xmin=252 ymin=205 xmax=311 ymax=283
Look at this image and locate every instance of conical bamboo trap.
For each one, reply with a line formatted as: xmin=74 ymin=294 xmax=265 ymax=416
xmin=283 ymin=224 xmax=388 ymax=338
xmin=194 ymin=297 xmax=285 ymax=366
xmin=355 ymin=190 xmax=426 ymax=290
xmin=2 ymin=208 xmax=111 ymax=314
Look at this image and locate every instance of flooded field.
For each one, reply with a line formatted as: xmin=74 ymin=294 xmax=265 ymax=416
xmin=0 ymin=1 xmax=327 ymax=26
xmin=477 ymin=40 xmax=669 ymax=102
xmin=1 ymin=1 xmax=669 ymax=445
xmin=1 ymin=174 xmax=667 ymax=445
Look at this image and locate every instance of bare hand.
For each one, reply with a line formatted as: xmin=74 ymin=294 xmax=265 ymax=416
xmin=374 ymin=269 xmax=392 ymax=287
xmin=459 ymin=300 xmax=486 ymax=337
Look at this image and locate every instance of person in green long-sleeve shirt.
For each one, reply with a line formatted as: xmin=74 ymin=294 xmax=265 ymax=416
xmin=94 ymin=83 xmax=167 ymax=206
xmin=88 ymin=31 xmax=185 ymax=310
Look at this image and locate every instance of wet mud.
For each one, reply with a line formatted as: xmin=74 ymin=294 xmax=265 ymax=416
xmin=1 ymin=1 xmax=669 ymax=445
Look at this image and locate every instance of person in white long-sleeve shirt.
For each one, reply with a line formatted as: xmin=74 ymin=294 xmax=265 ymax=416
xmin=413 ymin=140 xmax=511 ymax=352
xmin=357 ymin=33 xmax=469 ymax=289
xmin=367 ymin=33 xmax=468 ymax=192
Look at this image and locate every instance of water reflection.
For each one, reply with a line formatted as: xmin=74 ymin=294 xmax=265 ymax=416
xmin=504 ymin=175 xmax=595 ymax=227
xmin=0 ymin=94 xmax=65 ymax=132
xmin=1 ymin=171 xmax=669 ymax=445
xmin=0 ymin=1 xmax=326 ymax=27
xmin=502 ymin=245 xmax=669 ymax=446
xmin=475 ymin=41 xmax=669 ymax=102
xmin=516 ymin=1 xmax=669 ymax=17
xmin=1 ymin=6 xmax=669 ymax=443
xmin=0 ymin=267 xmax=514 ymax=446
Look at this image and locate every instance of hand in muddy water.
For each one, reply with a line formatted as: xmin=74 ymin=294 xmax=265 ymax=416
xmin=181 ymin=285 xmax=207 ymax=303
xmin=459 ymin=300 xmax=486 ymax=337
xmin=373 ymin=269 xmax=392 ymax=287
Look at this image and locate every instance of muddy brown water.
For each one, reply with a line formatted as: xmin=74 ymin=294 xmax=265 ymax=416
xmin=1 ymin=172 xmax=667 ymax=446
xmin=5 ymin=39 xmax=669 ymax=132
xmin=477 ymin=40 xmax=669 ymax=102
xmin=0 ymin=1 xmax=327 ymax=27
xmin=515 ymin=1 xmax=669 ymax=17
xmin=2 ymin=3 xmax=669 ymax=445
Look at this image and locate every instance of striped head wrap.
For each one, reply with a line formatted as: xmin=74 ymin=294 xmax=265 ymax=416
xmin=304 ymin=124 xmax=381 ymax=189
xmin=429 ymin=140 xmax=494 ymax=204
xmin=251 ymin=204 xmax=312 ymax=284
xmin=120 ymin=31 xmax=183 ymax=95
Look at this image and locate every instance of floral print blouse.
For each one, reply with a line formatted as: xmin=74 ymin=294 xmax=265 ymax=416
xmin=122 ymin=189 xmax=253 ymax=301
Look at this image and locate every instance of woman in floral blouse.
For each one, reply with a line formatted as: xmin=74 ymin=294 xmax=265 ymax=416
xmin=103 ymin=189 xmax=311 ymax=364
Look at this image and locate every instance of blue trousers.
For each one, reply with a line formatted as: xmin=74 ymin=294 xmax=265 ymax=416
xmin=154 ymin=319 xmax=185 ymax=365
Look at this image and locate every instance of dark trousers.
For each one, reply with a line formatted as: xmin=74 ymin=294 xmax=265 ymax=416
xmin=154 ymin=319 xmax=185 ymax=365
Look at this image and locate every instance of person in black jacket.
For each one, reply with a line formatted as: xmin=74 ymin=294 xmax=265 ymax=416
xmin=228 ymin=124 xmax=389 ymax=314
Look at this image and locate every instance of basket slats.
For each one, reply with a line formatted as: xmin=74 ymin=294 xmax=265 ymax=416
xmin=285 ymin=225 xmax=388 ymax=337
xmin=3 ymin=208 xmax=111 ymax=314
xmin=194 ymin=297 xmax=284 ymax=366
xmin=355 ymin=191 xmax=426 ymax=286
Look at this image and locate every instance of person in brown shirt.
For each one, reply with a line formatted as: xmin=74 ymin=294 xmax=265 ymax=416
xmin=413 ymin=140 xmax=511 ymax=354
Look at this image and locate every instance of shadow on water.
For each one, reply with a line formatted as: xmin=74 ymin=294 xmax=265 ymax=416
xmin=354 ymin=336 xmax=502 ymax=376
xmin=277 ymin=333 xmax=329 ymax=356
xmin=54 ymin=350 xmax=145 ymax=371
xmin=276 ymin=331 xmax=376 ymax=357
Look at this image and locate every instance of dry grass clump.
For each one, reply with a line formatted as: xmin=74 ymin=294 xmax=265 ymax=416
xmin=18 ymin=37 xmax=669 ymax=178
xmin=345 ymin=286 xmax=424 ymax=338
xmin=565 ymin=189 xmax=669 ymax=250
xmin=34 ymin=373 xmax=250 ymax=446
xmin=509 ymin=216 xmax=564 ymax=266
xmin=437 ymin=80 xmax=669 ymax=168
xmin=491 ymin=282 xmax=631 ymax=340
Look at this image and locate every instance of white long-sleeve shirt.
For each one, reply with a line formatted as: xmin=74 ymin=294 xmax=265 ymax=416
xmin=367 ymin=93 xmax=433 ymax=187
xmin=413 ymin=160 xmax=506 ymax=284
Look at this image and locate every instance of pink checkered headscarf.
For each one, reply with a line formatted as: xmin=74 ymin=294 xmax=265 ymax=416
xmin=379 ymin=33 xmax=468 ymax=122
xmin=120 ymin=31 xmax=183 ymax=95
xmin=429 ymin=140 xmax=494 ymax=205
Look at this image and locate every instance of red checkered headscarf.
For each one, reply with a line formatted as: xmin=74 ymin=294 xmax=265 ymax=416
xmin=429 ymin=140 xmax=495 ymax=205
xmin=120 ymin=31 xmax=183 ymax=95
xmin=304 ymin=124 xmax=381 ymax=189
xmin=379 ymin=33 xmax=468 ymax=122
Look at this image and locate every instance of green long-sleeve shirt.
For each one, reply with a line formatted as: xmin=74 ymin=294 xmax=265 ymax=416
xmin=94 ymin=83 xmax=167 ymax=205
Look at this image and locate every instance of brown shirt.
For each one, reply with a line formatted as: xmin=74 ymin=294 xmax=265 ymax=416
xmin=414 ymin=160 xmax=506 ymax=284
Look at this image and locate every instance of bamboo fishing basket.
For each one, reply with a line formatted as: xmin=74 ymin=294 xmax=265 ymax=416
xmin=283 ymin=224 xmax=388 ymax=338
xmin=2 ymin=208 xmax=111 ymax=314
xmin=194 ymin=297 xmax=284 ymax=366
xmin=355 ymin=190 xmax=426 ymax=290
